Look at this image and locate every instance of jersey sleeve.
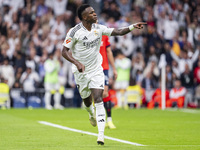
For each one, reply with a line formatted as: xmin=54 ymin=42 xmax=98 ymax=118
xmin=99 ymin=24 xmax=114 ymax=36
xmin=62 ymin=28 xmax=75 ymax=49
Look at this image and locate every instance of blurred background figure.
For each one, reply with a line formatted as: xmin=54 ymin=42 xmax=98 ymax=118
xmin=20 ymin=66 xmax=40 ymax=106
xmin=147 ymin=81 xmax=169 ymax=109
xmin=114 ymin=50 xmax=131 ymax=109
xmin=44 ymin=52 xmax=63 ymax=110
xmin=0 ymin=57 xmax=15 ymax=88
xmin=0 ymin=77 xmax=10 ymax=109
xmin=167 ymin=79 xmax=187 ymax=108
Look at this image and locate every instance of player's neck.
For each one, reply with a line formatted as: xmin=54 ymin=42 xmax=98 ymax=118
xmin=82 ymin=21 xmax=92 ymax=31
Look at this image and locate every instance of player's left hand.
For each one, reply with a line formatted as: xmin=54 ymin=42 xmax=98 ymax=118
xmin=133 ymin=22 xmax=147 ymax=29
xmin=113 ymin=69 xmax=118 ymax=80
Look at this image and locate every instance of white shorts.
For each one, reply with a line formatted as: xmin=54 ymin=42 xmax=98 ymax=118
xmin=74 ymin=68 xmax=104 ymax=99
xmin=44 ymin=83 xmax=60 ymax=92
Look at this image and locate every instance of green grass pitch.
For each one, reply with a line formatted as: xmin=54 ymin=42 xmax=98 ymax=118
xmin=0 ymin=108 xmax=200 ymax=150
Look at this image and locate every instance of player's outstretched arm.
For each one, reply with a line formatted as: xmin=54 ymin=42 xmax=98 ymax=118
xmin=111 ymin=22 xmax=147 ymax=36
xmin=62 ymin=47 xmax=85 ymax=72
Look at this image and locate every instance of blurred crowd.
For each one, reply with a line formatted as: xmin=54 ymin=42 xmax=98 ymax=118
xmin=0 ymin=0 xmax=200 ymax=108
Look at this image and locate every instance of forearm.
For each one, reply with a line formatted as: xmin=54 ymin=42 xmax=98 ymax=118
xmin=62 ymin=47 xmax=79 ymax=66
xmin=111 ymin=27 xmax=130 ymax=36
xmin=111 ymin=22 xmax=146 ymax=36
xmin=107 ymin=47 xmax=116 ymax=70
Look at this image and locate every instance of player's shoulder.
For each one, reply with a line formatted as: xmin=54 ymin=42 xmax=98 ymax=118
xmin=68 ymin=23 xmax=82 ymax=38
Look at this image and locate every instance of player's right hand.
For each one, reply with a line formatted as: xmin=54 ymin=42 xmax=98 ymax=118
xmin=76 ymin=62 xmax=85 ymax=72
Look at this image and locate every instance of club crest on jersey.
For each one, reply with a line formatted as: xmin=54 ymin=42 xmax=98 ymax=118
xmin=94 ymin=30 xmax=99 ymax=36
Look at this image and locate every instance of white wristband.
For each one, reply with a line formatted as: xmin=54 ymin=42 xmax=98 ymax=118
xmin=128 ymin=24 xmax=135 ymax=31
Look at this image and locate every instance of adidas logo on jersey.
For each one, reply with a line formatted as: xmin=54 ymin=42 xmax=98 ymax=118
xmin=100 ymin=84 xmax=103 ymax=88
xmin=82 ymin=36 xmax=88 ymax=40
xmin=98 ymin=119 xmax=105 ymax=122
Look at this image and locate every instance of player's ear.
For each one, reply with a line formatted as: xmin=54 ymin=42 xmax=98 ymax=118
xmin=82 ymin=11 xmax=87 ymax=21
xmin=82 ymin=15 xmax=86 ymax=20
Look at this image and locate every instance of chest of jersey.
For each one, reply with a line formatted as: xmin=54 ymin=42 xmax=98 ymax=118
xmin=78 ymin=29 xmax=101 ymax=49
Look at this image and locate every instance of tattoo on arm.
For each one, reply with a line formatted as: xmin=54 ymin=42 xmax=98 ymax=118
xmin=111 ymin=27 xmax=130 ymax=36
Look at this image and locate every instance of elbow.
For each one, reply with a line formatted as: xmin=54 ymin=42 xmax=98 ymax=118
xmin=61 ymin=48 xmax=65 ymax=57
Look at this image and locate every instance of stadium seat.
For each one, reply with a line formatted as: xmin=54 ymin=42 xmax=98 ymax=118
xmin=13 ymin=96 xmax=26 ymax=108
xmin=27 ymin=96 xmax=42 ymax=108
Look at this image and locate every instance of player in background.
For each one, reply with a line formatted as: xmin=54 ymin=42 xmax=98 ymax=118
xmin=100 ymin=35 xmax=118 ymax=129
xmin=62 ymin=4 xmax=146 ymax=145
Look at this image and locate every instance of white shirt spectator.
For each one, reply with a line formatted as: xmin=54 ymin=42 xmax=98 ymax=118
xmin=45 ymin=0 xmax=68 ymax=16
xmin=20 ymin=69 xmax=40 ymax=92
xmin=116 ymin=33 xmax=135 ymax=57
xmin=170 ymin=49 xmax=199 ymax=73
xmin=0 ymin=62 xmax=15 ymax=88
xmin=170 ymin=87 xmax=186 ymax=99
xmin=50 ymin=17 xmax=66 ymax=40
xmin=164 ymin=15 xmax=179 ymax=40
xmin=9 ymin=0 xmax=24 ymax=13
xmin=153 ymin=0 xmax=172 ymax=20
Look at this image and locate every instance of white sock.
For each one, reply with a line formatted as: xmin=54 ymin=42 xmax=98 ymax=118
xmin=85 ymin=103 xmax=94 ymax=118
xmin=54 ymin=92 xmax=61 ymax=107
xmin=107 ymin=117 xmax=112 ymax=122
xmin=117 ymin=92 xmax=122 ymax=107
xmin=95 ymin=102 xmax=106 ymax=136
xmin=44 ymin=92 xmax=51 ymax=107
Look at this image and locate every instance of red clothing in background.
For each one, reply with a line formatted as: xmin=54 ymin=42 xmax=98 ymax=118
xmin=99 ymin=35 xmax=110 ymax=70
xmin=147 ymin=88 xmax=169 ymax=109
xmin=194 ymin=67 xmax=200 ymax=84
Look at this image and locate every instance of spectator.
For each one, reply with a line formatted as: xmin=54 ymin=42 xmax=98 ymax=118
xmin=131 ymin=52 xmax=145 ymax=84
xmin=116 ymin=0 xmax=132 ymax=17
xmin=170 ymin=32 xmax=184 ymax=56
xmin=174 ymin=2 xmax=187 ymax=29
xmin=104 ymin=2 xmax=121 ymax=21
xmin=13 ymin=51 xmax=26 ymax=73
xmin=180 ymin=64 xmax=194 ymax=107
xmin=20 ymin=67 xmax=40 ymax=93
xmin=141 ymin=71 xmax=157 ymax=106
xmin=167 ymin=79 xmax=187 ymax=108
xmin=166 ymin=64 xmax=173 ymax=89
xmin=0 ymin=58 xmax=15 ymax=88
xmin=153 ymin=0 xmax=172 ymax=20
xmin=45 ymin=0 xmax=68 ymax=17
xmin=143 ymin=56 xmax=159 ymax=79
xmin=147 ymin=82 xmax=170 ymax=109
xmin=163 ymin=13 xmax=179 ymax=41
xmin=36 ymin=0 xmax=48 ymax=17
xmin=163 ymin=42 xmax=173 ymax=65
xmin=194 ymin=60 xmax=200 ymax=86
xmin=116 ymin=33 xmax=135 ymax=58
xmin=180 ymin=64 xmax=194 ymax=89
xmin=170 ymin=48 xmax=199 ymax=74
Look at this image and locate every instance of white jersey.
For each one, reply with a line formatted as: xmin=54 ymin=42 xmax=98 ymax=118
xmin=62 ymin=23 xmax=114 ymax=73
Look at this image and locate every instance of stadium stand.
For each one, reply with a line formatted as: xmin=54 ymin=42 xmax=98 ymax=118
xmin=0 ymin=0 xmax=200 ymax=108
